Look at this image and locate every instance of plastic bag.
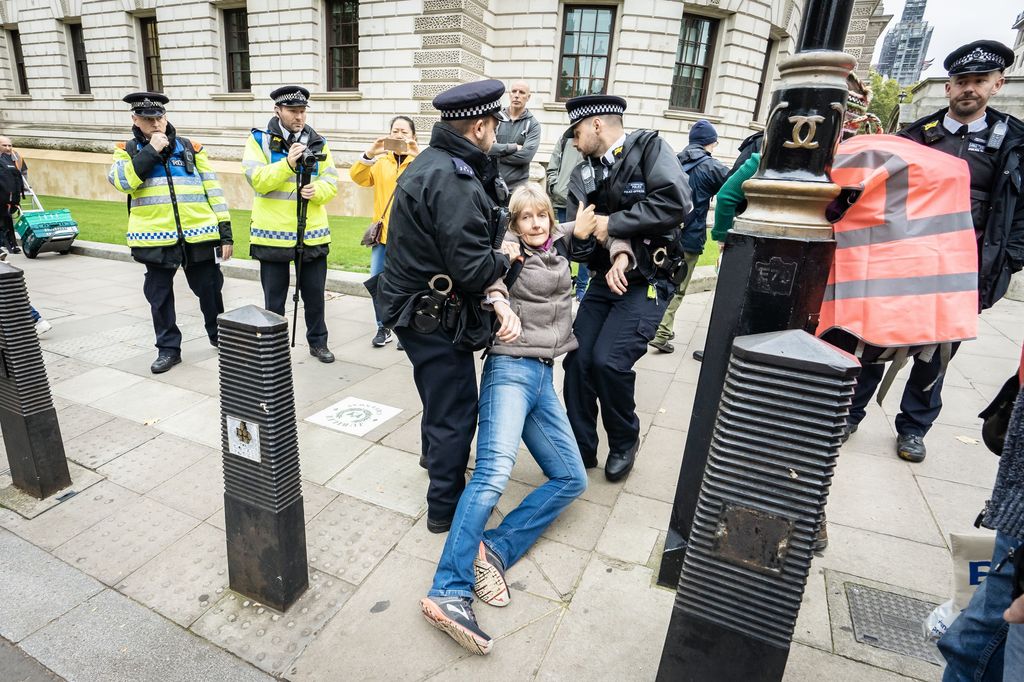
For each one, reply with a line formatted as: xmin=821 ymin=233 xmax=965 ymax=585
xmin=923 ymin=598 xmax=958 ymax=641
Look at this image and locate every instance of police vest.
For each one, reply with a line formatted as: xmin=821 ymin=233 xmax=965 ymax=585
xmin=242 ymin=130 xmax=337 ymax=249
xmin=817 ymin=135 xmax=978 ymax=348
xmin=109 ymin=139 xmax=228 ymax=248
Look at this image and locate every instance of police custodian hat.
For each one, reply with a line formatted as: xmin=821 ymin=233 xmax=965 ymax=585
xmin=945 ymin=40 xmax=1015 ymax=76
xmin=432 ymin=80 xmax=510 ymax=121
xmin=563 ymin=95 xmax=627 ymax=137
xmin=271 ymin=85 xmax=311 ymax=107
xmin=123 ymin=91 xmax=168 ymax=117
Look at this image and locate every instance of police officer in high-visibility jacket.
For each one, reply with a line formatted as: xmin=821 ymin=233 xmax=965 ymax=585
xmin=242 ymin=85 xmax=339 ymax=363
xmin=108 ymin=92 xmax=232 ymax=374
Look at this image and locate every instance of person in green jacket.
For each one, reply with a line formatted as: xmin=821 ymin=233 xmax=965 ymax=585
xmin=711 ymin=152 xmax=759 ymax=245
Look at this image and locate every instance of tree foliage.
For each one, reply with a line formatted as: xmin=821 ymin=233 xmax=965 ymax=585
xmin=868 ymin=70 xmax=914 ymax=131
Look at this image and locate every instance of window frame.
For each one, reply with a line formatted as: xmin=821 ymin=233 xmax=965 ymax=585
xmin=66 ymin=22 xmax=90 ymax=95
xmin=556 ymin=4 xmax=617 ymax=102
xmin=752 ymin=37 xmax=778 ymax=122
xmin=223 ymin=7 xmax=251 ymax=93
xmin=325 ymin=0 xmax=359 ymax=92
xmin=8 ymin=29 xmax=28 ymax=95
xmin=668 ymin=14 xmax=720 ymax=113
xmin=139 ymin=16 xmax=163 ymax=92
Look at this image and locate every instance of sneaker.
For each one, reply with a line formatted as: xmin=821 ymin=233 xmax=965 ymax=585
xmin=420 ymin=596 xmax=493 ymax=655
xmin=839 ymin=423 xmax=858 ymax=445
xmin=34 ymin=318 xmax=52 ymax=335
xmin=397 ymin=338 xmax=404 ymax=351
xmin=0 ymin=247 xmax=7 ymax=261
xmin=372 ymin=327 xmax=392 ymax=347
xmin=10 ymin=246 xmax=21 ymax=254
xmin=309 ymin=346 xmax=335 ymax=363
xmin=648 ymin=338 xmax=674 ymax=354
xmin=473 ymin=542 xmax=510 ymax=607
xmin=896 ymin=433 xmax=926 ymax=463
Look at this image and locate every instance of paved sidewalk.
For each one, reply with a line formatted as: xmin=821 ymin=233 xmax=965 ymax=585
xmin=0 ymin=252 xmax=1020 ymax=681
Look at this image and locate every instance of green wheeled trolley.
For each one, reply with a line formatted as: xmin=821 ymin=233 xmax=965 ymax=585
xmin=13 ymin=187 xmax=79 ymax=259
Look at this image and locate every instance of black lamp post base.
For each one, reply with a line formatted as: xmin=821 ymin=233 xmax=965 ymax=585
xmin=2 ymin=407 xmax=71 ymax=499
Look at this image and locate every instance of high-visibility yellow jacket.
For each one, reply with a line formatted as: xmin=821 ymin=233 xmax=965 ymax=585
xmin=242 ymin=129 xmax=338 ymax=249
xmin=349 ymin=151 xmax=414 ymax=244
xmin=108 ymin=137 xmax=229 ymax=248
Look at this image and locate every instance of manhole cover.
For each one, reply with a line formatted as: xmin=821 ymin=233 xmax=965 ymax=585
xmin=845 ymin=583 xmax=943 ymax=666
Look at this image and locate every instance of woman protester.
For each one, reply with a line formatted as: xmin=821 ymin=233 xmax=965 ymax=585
xmin=350 ymin=116 xmax=419 ymax=348
xmin=420 ymin=183 xmax=634 ymax=655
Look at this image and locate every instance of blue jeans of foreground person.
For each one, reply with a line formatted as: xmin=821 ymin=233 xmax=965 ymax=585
xmin=429 ymin=355 xmax=587 ymax=599
xmin=940 ymin=531 xmax=1024 ymax=681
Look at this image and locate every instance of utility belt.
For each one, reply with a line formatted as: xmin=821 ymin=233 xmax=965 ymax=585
xmin=636 ymin=239 xmax=686 ymax=286
xmin=970 ymin=188 xmax=992 ymax=232
xmin=409 ymin=274 xmax=493 ymax=351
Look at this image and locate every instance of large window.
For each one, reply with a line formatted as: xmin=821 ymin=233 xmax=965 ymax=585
xmin=140 ymin=17 xmax=163 ymax=92
xmin=753 ymin=38 xmax=777 ymax=121
xmin=326 ymin=0 xmax=359 ymax=91
xmin=669 ymin=15 xmax=719 ymax=111
xmin=67 ymin=22 xmax=90 ymax=94
xmin=224 ymin=8 xmax=251 ymax=92
xmin=8 ymin=29 xmax=28 ymax=94
xmin=557 ymin=5 xmax=615 ymax=100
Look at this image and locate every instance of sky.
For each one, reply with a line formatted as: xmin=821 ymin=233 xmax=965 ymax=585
xmin=873 ymin=0 xmax=1021 ymax=78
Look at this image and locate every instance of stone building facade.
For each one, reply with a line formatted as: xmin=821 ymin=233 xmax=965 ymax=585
xmin=0 ymin=0 xmax=887 ymax=209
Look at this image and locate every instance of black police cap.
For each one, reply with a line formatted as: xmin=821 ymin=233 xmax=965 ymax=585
xmin=945 ymin=40 xmax=1015 ymax=76
xmin=123 ymin=91 xmax=168 ymax=117
xmin=432 ymin=80 xmax=510 ymax=121
xmin=563 ymin=95 xmax=627 ymax=138
xmin=271 ymin=85 xmax=311 ymax=107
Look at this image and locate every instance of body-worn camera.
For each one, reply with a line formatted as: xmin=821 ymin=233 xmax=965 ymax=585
xmin=490 ymin=206 xmax=511 ymax=249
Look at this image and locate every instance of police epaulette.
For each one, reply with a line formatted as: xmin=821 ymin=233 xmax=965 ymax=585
xmin=451 ymin=157 xmax=475 ymax=177
xmin=922 ymin=119 xmax=944 ymax=144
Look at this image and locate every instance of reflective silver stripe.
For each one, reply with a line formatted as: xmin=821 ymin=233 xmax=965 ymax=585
xmin=823 ymin=273 xmax=977 ymax=302
xmin=319 ymin=174 xmax=338 ymax=186
xmin=107 ymin=169 xmax=115 ymax=186
xmin=131 ymin=195 xmax=173 ymax=207
xmin=322 ymin=166 xmax=338 ymax=176
xmin=209 ymin=203 xmax=228 ymax=213
xmin=201 ymin=172 xmax=218 ymax=181
xmin=140 ymin=176 xmax=203 ymax=189
xmin=241 ymin=161 xmax=262 ymax=169
xmin=173 ymin=193 xmax=210 ymax=203
xmin=260 ymin=133 xmax=273 ymax=163
xmin=257 ymin=190 xmax=295 ymax=200
xmin=205 ymin=188 xmax=225 ymax=197
xmin=835 ymin=211 xmax=975 ymax=249
xmin=116 ymin=161 xmax=130 ymax=190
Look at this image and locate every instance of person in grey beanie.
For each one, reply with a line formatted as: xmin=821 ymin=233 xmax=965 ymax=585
xmin=649 ymin=119 xmax=727 ymax=354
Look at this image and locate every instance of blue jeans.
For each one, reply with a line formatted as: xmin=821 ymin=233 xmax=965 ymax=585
xmin=555 ymin=207 xmax=589 ymax=300
xmin=429 ymin=355 xmax=588 ymax=599
xmin=29 ymin=305 xmax=40 ymax=322
xmin=940 ymin=531 xmax=1023 ymax=681
xmin=369 ymin=244 xmax=387 ymax=328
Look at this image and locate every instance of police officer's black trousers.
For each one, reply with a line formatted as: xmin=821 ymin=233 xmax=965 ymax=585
xmin=394 ymin=325 xmax=477 ymax=523
xmin=848 ymin=342 xmax=961 ymax=437
xmin=563 ymin=281 xmax=666 ymax=465
xmin=143 ymin=260 xmax=224 ymax=356
xmin=1 ymin=208 xmax=17 ymax=251
xmin=259 ymin=256 xmax=328 ymax=347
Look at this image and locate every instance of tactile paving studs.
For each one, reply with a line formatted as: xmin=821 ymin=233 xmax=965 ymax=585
xmin=305 ymin=494 xmax=413 ymax=585
xmin=846 ymin=582 xmax=943 ymax=665
xmin=191 ymin=569 xmax=353 ymax=675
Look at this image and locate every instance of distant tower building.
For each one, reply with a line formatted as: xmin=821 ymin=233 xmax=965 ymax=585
xmin=876 ymin=0 xmax=934 ymax=85
xmin=1009 ymin=10 xmax=1024 ymax=75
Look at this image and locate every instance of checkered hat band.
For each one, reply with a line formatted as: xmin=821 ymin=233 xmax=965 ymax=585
xmin=275 ymin=94 xmax=309 ymax=105
xmin=953 ymin=48 xmax=1006 ymax=70
xmin=440 ymin=99 xmax=503 ymax=119
xmin=131 ymin=100 xmax=164 ymax=110
xmin=569 ymin=103 xmax=625 ymax=123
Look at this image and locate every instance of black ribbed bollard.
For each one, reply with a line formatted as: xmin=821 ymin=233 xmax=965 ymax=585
xmin=657 ymin=330 xmax=860 ymax=681
xmin=0 ymin=262 xmax=71 ymax=498
xmin=219 ymin=305 xmax=308 ymax=611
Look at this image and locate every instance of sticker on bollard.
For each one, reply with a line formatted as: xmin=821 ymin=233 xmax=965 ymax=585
xmin=218 ymin=305 xmax=308 ymax=612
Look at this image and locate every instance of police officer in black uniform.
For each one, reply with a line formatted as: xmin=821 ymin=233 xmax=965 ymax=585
xmin=375 ymin=80 xmax=522 ymax=533
xmin=848 ymin=40 xmax=1024 ymax=463
xmin=562 ymin=95 xmax=691 ymax=482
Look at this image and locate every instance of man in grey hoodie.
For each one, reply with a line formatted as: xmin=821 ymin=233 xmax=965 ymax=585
xmin=489 ymin=81 xmax=542 ymax=191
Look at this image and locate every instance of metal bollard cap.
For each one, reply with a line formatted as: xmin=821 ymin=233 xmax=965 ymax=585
xmin=731 ymin=329 xmax=861 ymax=378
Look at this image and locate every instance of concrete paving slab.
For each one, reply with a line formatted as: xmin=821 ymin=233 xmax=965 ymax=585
xmin=525 ymin=536 xmax=592 ymax=600
xmin=295 ymin=421 xmax=371 ymax=485
xmin=53 ymin=402 xmax=115 ymax=440
xmin=0 ymin=462 xmax=103 ymax=520
xmin=783 ymin=642 xmax=918 ymax=681
xmin=0 ymin=528 xmax=104 ymax=642
xmin=497 ymin=479 xmax=611 ymax=551
xmin=324 ymin=444 xmax=427 ymax=518
xmin=154 ymin=397 xmax=222 ymax=450
xmin=41 ymin=356 xmax=98 ymax=386
xmin=63 ymin=417 xmax=159 ymax=470
xmin=595 ymin=492 xmax=673 ymax=565
xmin=624 ymin=425 xmax=687 ymax=504
xmin=53 ymin=496 xmax=199 ymax=586
xmin=634 ymin=367 xmax=674 ymax=416
xmin=112 ymin=352 xmax=221 ymax=396
xmin=19 ymin=589 xmax=273 ymax=682
xmin=825 ymin=570 xmax=943 ymax=681
xmin=652 ymin=379 xmax=697 ymax=429
xmin=96 ymin=434 xmax=215 ymax=494
xmin=841 ymin=407 xmax=899 ymax=459
xmin=291 ymin=358 xmax=378 ymax=408
xmin=379 ymin=414 xmax=423 ymax=456
xmin=90 ymin=379 xmax=207 ymax=425
xmin=75 ymin=342 xmax=152 ymax=367
xmin=148 ymin=454 xmax=225 ymax=521
xmin=0 ymin=636 xmax=64 ymax=681
xmin=305 ymin=493 xmax=413 ymax=585
xmin=118 ymin=522 xmax=227 ymax=627
xmin=191 ymin=570 xmax=354 ymax=676
xmin=0 ymin=480 xmax=139 ymax=551
xmin=535 ymin=555 xmax=673 ymax=681
xmin=826 ymin=451 xmax=945 ymax=548
xmin=910 ymin=423 xmax=999 ymax=490
xmin=915 ymin=477 xmax=994 ymax=550
xmin=793 ymin=564 xmax=833 ymax=653
xmin=51 ymin=366 xmax=145 ymax=404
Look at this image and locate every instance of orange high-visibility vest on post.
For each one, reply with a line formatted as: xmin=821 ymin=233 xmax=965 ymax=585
xmin=816 ymin=135 xmax=978 ymax=348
